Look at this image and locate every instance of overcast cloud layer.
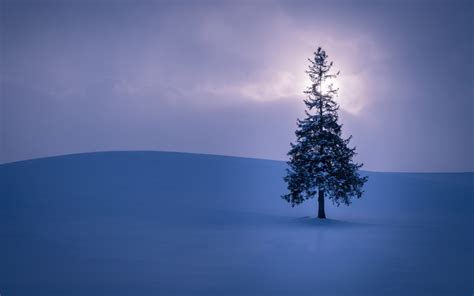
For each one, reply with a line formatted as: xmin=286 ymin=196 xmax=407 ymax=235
xmin=1 ymin=0 xmax=473 ymax=171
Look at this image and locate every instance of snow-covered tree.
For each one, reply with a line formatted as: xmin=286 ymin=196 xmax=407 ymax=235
xmin=282 ymin=47 xmax=368 ymax=219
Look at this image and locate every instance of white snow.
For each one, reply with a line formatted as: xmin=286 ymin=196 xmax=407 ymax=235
xmin=0 ymin=151 xmax=472 ymax=295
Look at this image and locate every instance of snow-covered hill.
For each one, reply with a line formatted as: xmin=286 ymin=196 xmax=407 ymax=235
xmin=0 ymin=151 xmax=472 ymax=295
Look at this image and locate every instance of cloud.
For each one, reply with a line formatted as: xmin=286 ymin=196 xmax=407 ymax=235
xmin=0 ymin=2 xmax=388 ymax=163
xmin=2 ymin=1 xmax=472 ymax=171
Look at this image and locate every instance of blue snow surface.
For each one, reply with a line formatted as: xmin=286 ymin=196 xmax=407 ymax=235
xmin=0 ymin=151 xmax=472 ymax=296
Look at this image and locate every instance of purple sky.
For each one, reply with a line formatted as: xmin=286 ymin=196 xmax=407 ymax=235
xmin=1 ymin=0 xmax=473 ymax=172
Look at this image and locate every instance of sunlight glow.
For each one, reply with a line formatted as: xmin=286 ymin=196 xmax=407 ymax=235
xmin=296 ymin=69 xmax=365 ymax=115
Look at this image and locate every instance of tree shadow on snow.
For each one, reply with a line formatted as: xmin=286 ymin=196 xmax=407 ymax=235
xmin=290 ymin=216 xmax=371 ymax=228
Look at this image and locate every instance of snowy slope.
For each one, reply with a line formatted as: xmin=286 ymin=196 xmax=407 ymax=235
xmin=0 ymin=151 xmax=472 ymax=296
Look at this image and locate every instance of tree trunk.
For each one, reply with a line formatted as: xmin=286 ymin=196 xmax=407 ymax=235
xmin=318 ymin=190 xmax=326 ymax=219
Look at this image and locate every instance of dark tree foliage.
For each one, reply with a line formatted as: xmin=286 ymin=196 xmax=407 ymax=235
xmin=282 ymin=47 xmax=368 ymax=218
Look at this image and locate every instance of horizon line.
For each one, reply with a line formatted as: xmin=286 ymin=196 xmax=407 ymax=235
xmin=1 ymin=150 xmax=473 ymax=174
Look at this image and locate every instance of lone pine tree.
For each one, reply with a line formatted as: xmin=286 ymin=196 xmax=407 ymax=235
xmin=283 ymin=47 xmax=368 ymax=219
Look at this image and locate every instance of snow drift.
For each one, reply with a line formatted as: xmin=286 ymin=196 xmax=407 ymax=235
xmin=0 ymin=151 xmax=472 ymax=295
